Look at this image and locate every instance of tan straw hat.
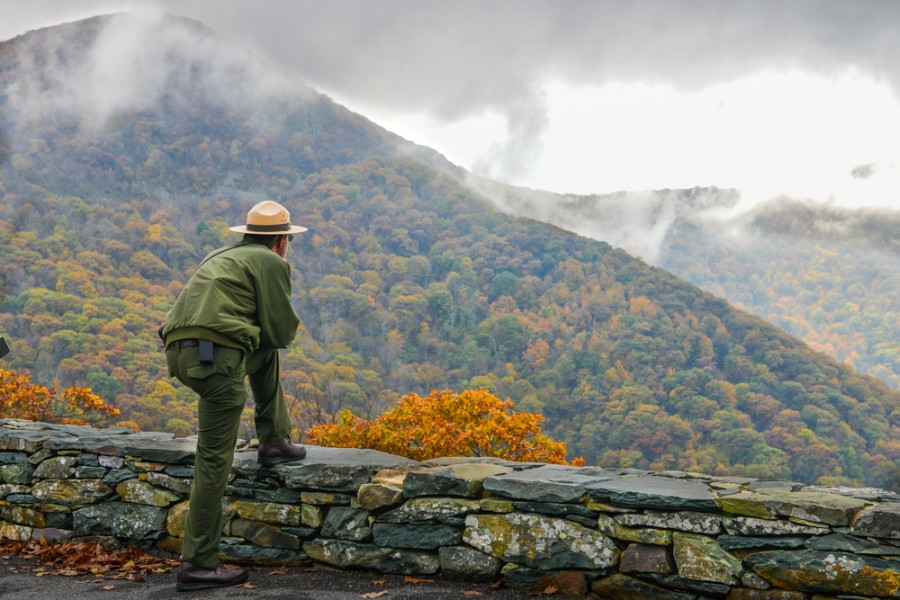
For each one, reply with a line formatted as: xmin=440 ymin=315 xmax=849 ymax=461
xmin=229 ymin=200 xmax=307 ymax=235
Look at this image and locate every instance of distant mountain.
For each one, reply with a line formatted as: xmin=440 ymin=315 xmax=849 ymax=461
xmin=1 ymin=13 xmax=897 ymax=489
xmin=476 ymin=182 xmax=900 ymax=390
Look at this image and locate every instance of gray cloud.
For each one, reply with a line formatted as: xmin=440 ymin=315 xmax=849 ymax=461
xmin=4 ymin=0 xmax=900 ymax=183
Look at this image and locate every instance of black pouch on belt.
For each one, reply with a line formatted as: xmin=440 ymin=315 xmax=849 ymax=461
xmin=198 ymin=339 xmax=215 ymax=364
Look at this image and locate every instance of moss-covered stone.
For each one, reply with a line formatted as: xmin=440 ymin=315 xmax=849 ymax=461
xmin=166 ymin=500 xmax=191 ymax=537
xmin=672 ymin=532 xmax=743 ymax=584
xmin=746 ymin=550 xmax=900 ymax=597
xmin=32 ymin=479 xmax=111 ymax=505
xmin=303 ymin=539 xmax=440 ymax=574
xmin=0 ymin=504 xmax=46 ymax=528
xmin=73 ymin=502 xmax=167 ymax=539
xmin=301 ymin=504 xmax=325 ymax=528
xmin=597 ymin=514 xmax=672 ymax=545
xmin=116 ymin=480 xmax=180 ymax=507
xmin=380 ymin=497 xmax=481 ymax=524
xmin=463 ymin=512 xmax=618 ymax=570
xmin=0 ymin=521 xmax=32 ymax=541
xmin=0 ymin=462 xmax=34 ymax=485
xmin=439 ymin=546 xmax=502 ymax=581
xmin=230 ymin=518 xmax=300 ymax=549
xmin=227 ymin=498 xmax=302 ymax=526
xmin=33 ymin=456 xmax=78 ymax=479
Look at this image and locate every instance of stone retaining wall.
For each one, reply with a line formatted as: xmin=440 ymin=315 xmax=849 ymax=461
xmin=0 ymin=419 xmax=898 ymax=599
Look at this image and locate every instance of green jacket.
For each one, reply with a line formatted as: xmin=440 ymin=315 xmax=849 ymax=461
xmin=163 ymin=242 xmax=300 ymax=354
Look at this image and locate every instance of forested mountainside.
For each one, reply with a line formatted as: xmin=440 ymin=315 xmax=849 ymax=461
xmin=0 ymin=14 xmax=897 ymax=489
xmin=661 ymin=200 xmax=900 ymax=389
xmin=476 ymin=182 xmax=900 ymax=391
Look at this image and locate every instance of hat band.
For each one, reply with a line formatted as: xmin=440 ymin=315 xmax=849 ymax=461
xmin=246 ymin=223 xmax=291 ymax=232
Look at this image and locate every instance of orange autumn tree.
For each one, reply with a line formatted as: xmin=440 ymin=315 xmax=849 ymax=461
xmin=0 ymin=368 xmax=120 ymax=426
xmin=307 ymin=388 xmax=583 ymax=465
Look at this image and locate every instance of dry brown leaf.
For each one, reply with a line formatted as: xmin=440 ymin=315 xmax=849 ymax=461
xmin=371 ymin=578 xmax=388 ymax=585
xmin=360 ymin=591 xmax=389 ymax=599
xmin=403 ymin=576 xmax=431 ymax=584
xmin=102 ymin=585 xmax=116 ymax=591
xmin=237 ymin=582 xmax=257 ymax=589
xmin=529 ymin=585 xmax=559 ymax=597
xmin=489 ymin=580 xmax=502 ymax=589
xmin=268 ymin=566 xmax=290 ymax=575
xmin=461 ymin=591 xmax=483 ymax=596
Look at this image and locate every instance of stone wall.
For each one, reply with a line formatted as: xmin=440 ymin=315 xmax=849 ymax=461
xmin=0 ymin=419 xmax=898 ymax=599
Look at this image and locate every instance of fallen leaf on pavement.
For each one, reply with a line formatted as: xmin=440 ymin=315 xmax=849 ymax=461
xmin=371 ymin=578 xmax=388 ymax=585
xmin=403 ymin=576 xmax=431 ymax=583
xmin=461 ymin=591 xmax=483 ymax=596
xmin=360 ymin=591 xmax=389 ymax=598
xmin=268 ymin=567 xmax=290 ymax=575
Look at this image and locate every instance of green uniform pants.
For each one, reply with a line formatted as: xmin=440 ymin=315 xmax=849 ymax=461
xmin=166 ymin=341 xmax=292 ymax=568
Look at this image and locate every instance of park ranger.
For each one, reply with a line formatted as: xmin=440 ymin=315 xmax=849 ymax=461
xmin=162 ymin=200 xmax=308 ymax=591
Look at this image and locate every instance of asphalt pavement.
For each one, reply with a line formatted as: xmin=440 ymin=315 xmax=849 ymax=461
xmin=0 ymin=554 xmax=534 ymax=599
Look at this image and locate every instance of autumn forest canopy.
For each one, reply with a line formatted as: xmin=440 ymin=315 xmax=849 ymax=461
xmin=0 ymin=14 xmax=897 ymax=490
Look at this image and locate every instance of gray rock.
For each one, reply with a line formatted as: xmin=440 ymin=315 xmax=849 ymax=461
xmin=321 ymin=507 xmax=372 ymax=542
xmin=641 ymin=573 xmax=733 ymax=596
xmin=718 ymin=535 xmax=808 ymax=550
xmin=591 ymin=573 xmax=696 ymax=600
xmin=73 ymin=502 xmax=167 ymax=539
xmin=483 ymin=464 xmax=614 ymax=502
xmin=0 ymin=462 xmax=34 ymax=484
xmin=74 ymin=466 xmax=108 ymax=479
xmin=303 ymin=539 xmax=440 ymax=574
xmin=102 ymin=468 xmax=137 ymax=486
xmin=587 ymin=476 xmax=718 ymax=511
xmin=850 ymin=502 xmax=900 ymax=540
xmin=619 ymin=543 xmax=675 ymax=574
xmin=438 ymin=546 xmax=502 ymax=581
xmin=0 ymin=452 xmax=27 ymax=465
xmin=218 ymin=538 xmax=303 ymax=565
xmin=99 ymin=455 xmax=126 ymax=469
xmin=230 ymin=518 xmax=300 ymax=549
xmin=260 ymin=446 xmax=419 ymax=492
xmin=372 ymin=522 xmax=461 ymax=549
xmin=806 ymin=532 xmax=900 ymax=556
xmin=403 ymin=463 xmax=512 ymax=499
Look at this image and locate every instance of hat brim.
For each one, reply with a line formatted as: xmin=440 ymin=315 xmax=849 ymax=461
xmin=229 ymin=225 xmax=308 ymax=234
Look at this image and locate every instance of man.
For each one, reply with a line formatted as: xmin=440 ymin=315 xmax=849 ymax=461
xmin=161 ymin=200 xmax=308 ymax=591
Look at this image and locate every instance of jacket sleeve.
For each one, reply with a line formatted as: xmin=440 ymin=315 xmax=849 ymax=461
xmin=256 ymin=256 xmax=300 ymax=349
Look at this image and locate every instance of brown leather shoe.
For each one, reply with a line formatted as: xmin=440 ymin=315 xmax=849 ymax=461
xmin=258 ymin=436 xmax=307 ymax=466
xmin=175 ymin=560 xmax=249 ymax=592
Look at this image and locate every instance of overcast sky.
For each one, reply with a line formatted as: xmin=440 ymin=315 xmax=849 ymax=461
xmin=4 ymin=0 xmax=900 ymax=208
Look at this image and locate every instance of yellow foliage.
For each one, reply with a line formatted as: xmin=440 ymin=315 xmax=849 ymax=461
xmin=307 ymin=388 xmax=582 ymax=465
xmin=0 ymin=368 xmax=120 ymax=426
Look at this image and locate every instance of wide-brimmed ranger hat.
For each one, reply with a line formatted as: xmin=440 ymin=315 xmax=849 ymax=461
xmin=229 ymin=200 xmax=308 ymax=235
